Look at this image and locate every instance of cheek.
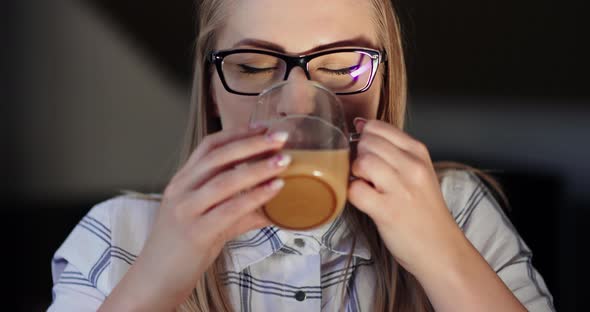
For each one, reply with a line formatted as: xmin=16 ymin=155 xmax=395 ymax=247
xmin=212 ymin=73 xmax=258 ymax=130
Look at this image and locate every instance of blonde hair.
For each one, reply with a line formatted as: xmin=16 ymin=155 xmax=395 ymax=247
xmin=174 ymin=0 xmax=505 ymax=311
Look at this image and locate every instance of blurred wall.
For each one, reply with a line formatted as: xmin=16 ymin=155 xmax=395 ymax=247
xmin=12 ymin=0 xmax=189 ymax=201
xmin=407 ymin=96 xmax=590 ymax=200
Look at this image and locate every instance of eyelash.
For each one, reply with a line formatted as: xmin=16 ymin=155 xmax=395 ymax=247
xmin=239 ymin=64 xmax=277 ymax=74
xmin=319 ymin=65 xmax=359 ymax=75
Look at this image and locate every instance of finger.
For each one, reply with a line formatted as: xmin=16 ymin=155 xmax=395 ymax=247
xmin=348 ymin=179 xmax=386 ymax=221
xmin=202 ymin=178 xmax=284 ymax=231
xmin=351 ymin=152 xmax=397 ymax=193
xmin=172 ymin=131 xmax=289 ymax=195
xmin=356 ymin=132 xmax=416 ymax=173
xmin=183 ymin=153 xmax=291 ymax=216
xmin=183 ymin=126 xmax=267 ymax=172
xmin=225 ymin=209 xmax=273 ymax=240
xmin=362 ymin=120 xmax=430 ymax=159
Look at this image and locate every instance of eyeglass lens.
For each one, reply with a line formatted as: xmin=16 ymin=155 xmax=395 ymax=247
xmin=221 ymin=51 xmax=373 ymax=94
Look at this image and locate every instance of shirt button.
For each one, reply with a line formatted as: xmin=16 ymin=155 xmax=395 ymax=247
xmin=294 ymin=238 xmax=305 ymax=248
xmin=295 ymin=290 xmax=306 ymax=301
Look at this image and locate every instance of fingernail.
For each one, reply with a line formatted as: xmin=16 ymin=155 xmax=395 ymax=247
xmin=266 ymin=131 xmax=289 ymax=143
xmin=272 ymin=153 xmax=292 ymax=168
xmin=249 ymin=122 xmax=267 ymax=130
xmin=353 ymin=117 xmax=367 ymax=133
xmin=268 ymin=179 xmax=285 ymax=191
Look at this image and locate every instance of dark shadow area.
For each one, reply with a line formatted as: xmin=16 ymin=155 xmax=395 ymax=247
xmin=80 ymin=0 xmax=588 ymax=97
xmin=394 ymin=0 xmax=587 ymax=98
xmin=3 ymin=197 xmax=111 ymax=311
xmin=82 ymin=0 xmax=197 ymax=86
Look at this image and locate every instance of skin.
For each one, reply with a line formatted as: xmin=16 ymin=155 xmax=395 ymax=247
xmin=211 ymin=0 xmax=381 ymax=131
xmin=99 ymin=0 xmax=527 ymax=311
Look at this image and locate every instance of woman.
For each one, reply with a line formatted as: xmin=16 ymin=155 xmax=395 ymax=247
xmin=48 ymin=0 xmax=555 ymax=311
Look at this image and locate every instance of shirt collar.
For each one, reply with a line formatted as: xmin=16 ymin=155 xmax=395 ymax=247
xmin=225 ymin=212 xmax=371 ymax=272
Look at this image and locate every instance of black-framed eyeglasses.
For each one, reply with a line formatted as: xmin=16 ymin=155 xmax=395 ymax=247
xmin=208 ymin=47 xmax=386 ymax=96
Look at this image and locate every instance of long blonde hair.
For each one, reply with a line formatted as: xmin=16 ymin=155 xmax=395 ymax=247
xmin=175 ymin=0 xmax=503 ymax=311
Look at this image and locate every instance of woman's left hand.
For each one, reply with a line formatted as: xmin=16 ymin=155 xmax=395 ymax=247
xmin=348 ymin=118 xmax=471 ymax=278
xmin=348 ymin=119 xmax=528 ymax=312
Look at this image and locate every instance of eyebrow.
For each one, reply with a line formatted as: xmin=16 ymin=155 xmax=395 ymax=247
xmin=231 ymin=37 xmax=379 ymax=54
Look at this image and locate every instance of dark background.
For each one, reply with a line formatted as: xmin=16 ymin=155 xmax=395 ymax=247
xmin=4 ymin=0 xmax=586 ymax=310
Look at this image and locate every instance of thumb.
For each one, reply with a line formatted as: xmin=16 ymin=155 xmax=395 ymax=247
xmin=353 ymin=117 xmax=367 ymax=133
xmin=226 ymin=209 xmax=273 ymax=240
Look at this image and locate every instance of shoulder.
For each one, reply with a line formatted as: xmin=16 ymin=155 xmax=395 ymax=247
xmin=51 ymin=193 xmax=161 ymax=294
xmin=100 ymin=193 xmax=161 ymax=249
xmin=90 ymin=192 xmax=162 ymax=221
xmin=437 ymin=170 xmax=555 ymax=310
xmin=438 ymin=169 xmax=504 ymax=225
xmin=68 ymin=193 xmax=161 ymax=253
xmin=437 ymin=168 xmax=523 ymax=256
xmin=439 ymin=169 xmax=487 ymax=209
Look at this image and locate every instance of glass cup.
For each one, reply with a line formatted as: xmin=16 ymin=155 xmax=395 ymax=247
xmin=250 ymin=80 xmax=358 ymax=230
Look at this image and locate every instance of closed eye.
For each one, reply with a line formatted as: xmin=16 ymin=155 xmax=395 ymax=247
xmin=317 ymin=65 xmax=360 ymax=76
xmin=239 ymin=64 xmax=278 ymax=74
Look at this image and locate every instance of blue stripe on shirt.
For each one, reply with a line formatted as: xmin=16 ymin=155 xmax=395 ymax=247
xmin=80 ymin=218 xmax=111 ymax=240
xmin=229 ymin=227 xmax=279 ymax=250
xmin=225 ymin=280 xmax=322 ymax=300
xmin=84 ymin=215 xmax=111 ymax=234
xmin=89 ymin=247 xmax=111 ymax=286
xmin=77 ymin=223 xmax=110 ymax=245
xmin=227 ymin=229 xmax=267 ymax=248
xmin=111 ymin=246 xmax=137 ymax=261
xmin=221 ymin=275 xmax=322 ymax=295
xmin=61 ymin=271 xmax=84 ymax=276
xmin=111 ymin=253 xmax=133 ymax=265
xmin=57 ymin=280 xmax=95 ymax=288
xmin=221 ymin=271 xmax=321 ymax=291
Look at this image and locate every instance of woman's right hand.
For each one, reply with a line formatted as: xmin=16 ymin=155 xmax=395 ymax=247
xmin=98 ymin=126 xmax=290 ymax=312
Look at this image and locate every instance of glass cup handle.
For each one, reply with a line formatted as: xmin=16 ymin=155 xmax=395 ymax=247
xmin=348 ymin=132 xmax=361 ymax=181
xmin=348 ymin=132 xmax=361 ymax=143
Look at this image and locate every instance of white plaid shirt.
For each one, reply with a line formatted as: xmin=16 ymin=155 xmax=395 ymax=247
xmin=48 ymin=170 xmax=555 ymax=311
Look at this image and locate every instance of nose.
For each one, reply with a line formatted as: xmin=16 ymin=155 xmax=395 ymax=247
xmin=277 ymin=73 xmax=317 ymax=118
xmin=285 ymin=66 xmax=309 ymax=83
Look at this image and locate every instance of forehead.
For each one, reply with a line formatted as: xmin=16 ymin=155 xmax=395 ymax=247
xmin=216 ymin=0 xmax=378 ymax=53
